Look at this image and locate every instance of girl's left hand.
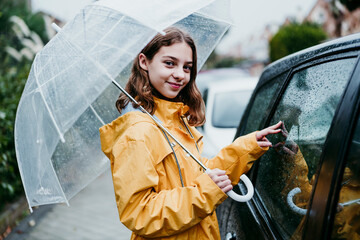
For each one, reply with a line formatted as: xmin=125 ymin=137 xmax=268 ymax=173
xmin=256 ymin=121 xmax=282 ymax=148
xmin=206 ymin=168 xmax=233 ymax=193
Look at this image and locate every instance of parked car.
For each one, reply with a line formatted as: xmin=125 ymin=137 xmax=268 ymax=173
xmin=217 ymin=33 xmax=360 ymax=240
xmin=199 ymin=78 xmax=258 ymax=158
xmin=196 ymin=68 xmax=250 ymax=96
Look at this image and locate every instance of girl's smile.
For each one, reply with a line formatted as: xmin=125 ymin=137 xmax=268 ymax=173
xmin=139 ymin=42 xmax=193 ymax=99
xmin=168 ymin=82 xmax=183 ymax=89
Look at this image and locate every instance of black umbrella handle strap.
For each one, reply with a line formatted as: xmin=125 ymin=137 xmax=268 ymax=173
xmin=160 ymin=129 xmax=185 ymax=187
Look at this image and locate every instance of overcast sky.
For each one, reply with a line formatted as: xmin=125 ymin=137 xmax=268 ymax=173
xmin=32 ymin=0 xmax=317 ymax=53
xmin=216 ymin=0 xmax=317 ymax=53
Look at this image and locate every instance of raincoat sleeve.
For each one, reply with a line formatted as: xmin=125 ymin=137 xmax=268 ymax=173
xmin=200 ymin=132 xmax=268 ymax=185
xmin=100 ymin=120 xmax=227 ymax=238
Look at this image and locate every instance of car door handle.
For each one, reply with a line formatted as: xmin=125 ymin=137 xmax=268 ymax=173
xmin=226 ymin=232 xmax=236 ymax=240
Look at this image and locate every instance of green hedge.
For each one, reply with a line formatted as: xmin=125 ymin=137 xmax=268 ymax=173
xmin=269 ymin=22 xmax=327 ymax=62
xmin=0 ymin=0 xmax=48 ymax=211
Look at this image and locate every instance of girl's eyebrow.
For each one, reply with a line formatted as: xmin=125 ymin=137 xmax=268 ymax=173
xmin=162 ymin=56 xmax=193 ymax=64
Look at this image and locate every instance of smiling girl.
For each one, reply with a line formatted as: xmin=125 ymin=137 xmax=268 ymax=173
xmin=99 ymin=27 xmax=281 ymax=239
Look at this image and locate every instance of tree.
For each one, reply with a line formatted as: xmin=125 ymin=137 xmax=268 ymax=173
xmin=269 ymin=22 xmax=327 ymax=62
xmin=0 ymin=0 xmax=48 ymax=211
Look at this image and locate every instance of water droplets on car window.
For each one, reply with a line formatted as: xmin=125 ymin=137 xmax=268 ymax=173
xmin=256 ymin=57 xmax=357 ymax=239
xmin=243 ymin=72 xmax=287 ymax=134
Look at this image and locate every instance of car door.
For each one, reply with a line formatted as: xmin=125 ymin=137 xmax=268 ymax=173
xmin=324 ymin=109 xmax=360 ymax=240
xmin=303 ymin=55 xmax=360 ymax=239
xmin=220 ymin=43 xmax=360 ymax=240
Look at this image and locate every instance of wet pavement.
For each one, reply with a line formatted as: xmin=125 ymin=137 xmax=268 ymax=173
xmin=5 ymin=169 xmax=132 ymax=240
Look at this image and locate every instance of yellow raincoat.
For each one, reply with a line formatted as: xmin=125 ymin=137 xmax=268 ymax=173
xmin=99 ymin=97 xmax=267 ymax=239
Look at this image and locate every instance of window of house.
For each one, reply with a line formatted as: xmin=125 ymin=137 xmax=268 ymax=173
xmin=254 ymin=57 xmax=357 ymax=239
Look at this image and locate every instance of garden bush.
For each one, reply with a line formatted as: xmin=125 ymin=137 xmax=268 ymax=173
xmin=0 ymin=0 xmax=48 ymax=211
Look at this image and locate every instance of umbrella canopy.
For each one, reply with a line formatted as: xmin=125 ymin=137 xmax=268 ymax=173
xmin=15 ymin=0 xmax=232 ymax=211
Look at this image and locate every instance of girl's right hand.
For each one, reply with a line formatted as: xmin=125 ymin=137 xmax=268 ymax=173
xmin=256 ymin=121 xmax=283 ymax=148
xmin=207 ymin=168 xmax=233 ymax=193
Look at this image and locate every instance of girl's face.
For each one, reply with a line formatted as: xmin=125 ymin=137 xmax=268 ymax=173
xmin=139 ymin=42 xmax=193 ymax=99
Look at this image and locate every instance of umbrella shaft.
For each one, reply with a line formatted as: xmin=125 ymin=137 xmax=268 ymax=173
xmin=341 ymin=198 xmax=360 ymax=206
xmin=111 ymin=80 xmax=207 ymax=171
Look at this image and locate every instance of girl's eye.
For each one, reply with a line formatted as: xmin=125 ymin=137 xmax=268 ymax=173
xmin=165 ymin=61 xmax=174 ymax=66
xmin=184 ymin=65 xmax=192 ymax=72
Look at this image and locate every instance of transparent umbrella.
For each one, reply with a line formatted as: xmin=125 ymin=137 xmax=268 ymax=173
xmin=15 ymin=0 xmax=233 ymax=211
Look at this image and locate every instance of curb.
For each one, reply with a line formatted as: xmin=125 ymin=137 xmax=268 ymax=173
xmin=4 ymin=205 xmax=53 ymax=240
xmin=0 ymin=197 xmax=29 ymax=239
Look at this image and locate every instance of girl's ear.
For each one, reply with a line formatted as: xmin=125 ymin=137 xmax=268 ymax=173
xmin=139 ymin=53 xmax=148 ymax=71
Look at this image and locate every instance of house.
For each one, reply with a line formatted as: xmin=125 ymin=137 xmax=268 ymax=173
xmin=305 ymin=0 xmax=360 ymax=38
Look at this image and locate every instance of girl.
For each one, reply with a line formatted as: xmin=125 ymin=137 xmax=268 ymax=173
xmin=99 ymin=27 xmax=281 ymax=239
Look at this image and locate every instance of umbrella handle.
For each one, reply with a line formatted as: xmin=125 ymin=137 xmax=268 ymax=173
xmin=206 ymin=169 xmax=254 ymax=202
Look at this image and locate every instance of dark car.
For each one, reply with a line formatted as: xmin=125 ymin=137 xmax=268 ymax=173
xmin=217 ymin=33 xmax=360 ymax=240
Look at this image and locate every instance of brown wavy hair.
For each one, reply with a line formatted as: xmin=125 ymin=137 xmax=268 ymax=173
xmin=116 ymin=27 xmax=205 ymax=126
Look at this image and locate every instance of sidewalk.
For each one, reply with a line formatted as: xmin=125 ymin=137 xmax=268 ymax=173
xmin=5 ymin=169 xmax=132 ymax=240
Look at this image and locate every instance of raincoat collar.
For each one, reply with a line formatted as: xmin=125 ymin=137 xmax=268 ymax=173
xmin=111 ymin=97 xmax=201 ymax=145
xmin=153 ymin=97 xmax=202 ymax=145
xmin=119 ymin=97 xmax=189 ymax=119
xmin=153 ymin=97 xmax=189 ymax=126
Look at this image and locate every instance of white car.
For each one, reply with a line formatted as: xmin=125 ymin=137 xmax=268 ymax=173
xmin=198 ymin=77 xmax=258 ymax=158
xmin=196 ymin=68 xmax=249 ymax=96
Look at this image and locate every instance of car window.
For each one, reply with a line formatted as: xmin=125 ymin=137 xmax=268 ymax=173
xmin=212 ymin=90 xmax=252 ymax=128
xmin=243 ymin=72 xmax=286 ymax=134
xmin=331 ymin=113 xmax=360 ymax=239
xmin=255 ymin=58 xmax=357 ymax=239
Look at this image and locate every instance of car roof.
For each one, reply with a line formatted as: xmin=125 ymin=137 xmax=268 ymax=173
xmin=259 ymin=32 xmax=360 ymax=88
xmin=198 ymin=68 xmax=249 ymax=77
xmin=196 ymin=68 xmax=250 ymax=93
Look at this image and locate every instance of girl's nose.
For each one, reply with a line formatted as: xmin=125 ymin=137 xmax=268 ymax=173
xmin=172 ymin=67 xmax=185 ymax=80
